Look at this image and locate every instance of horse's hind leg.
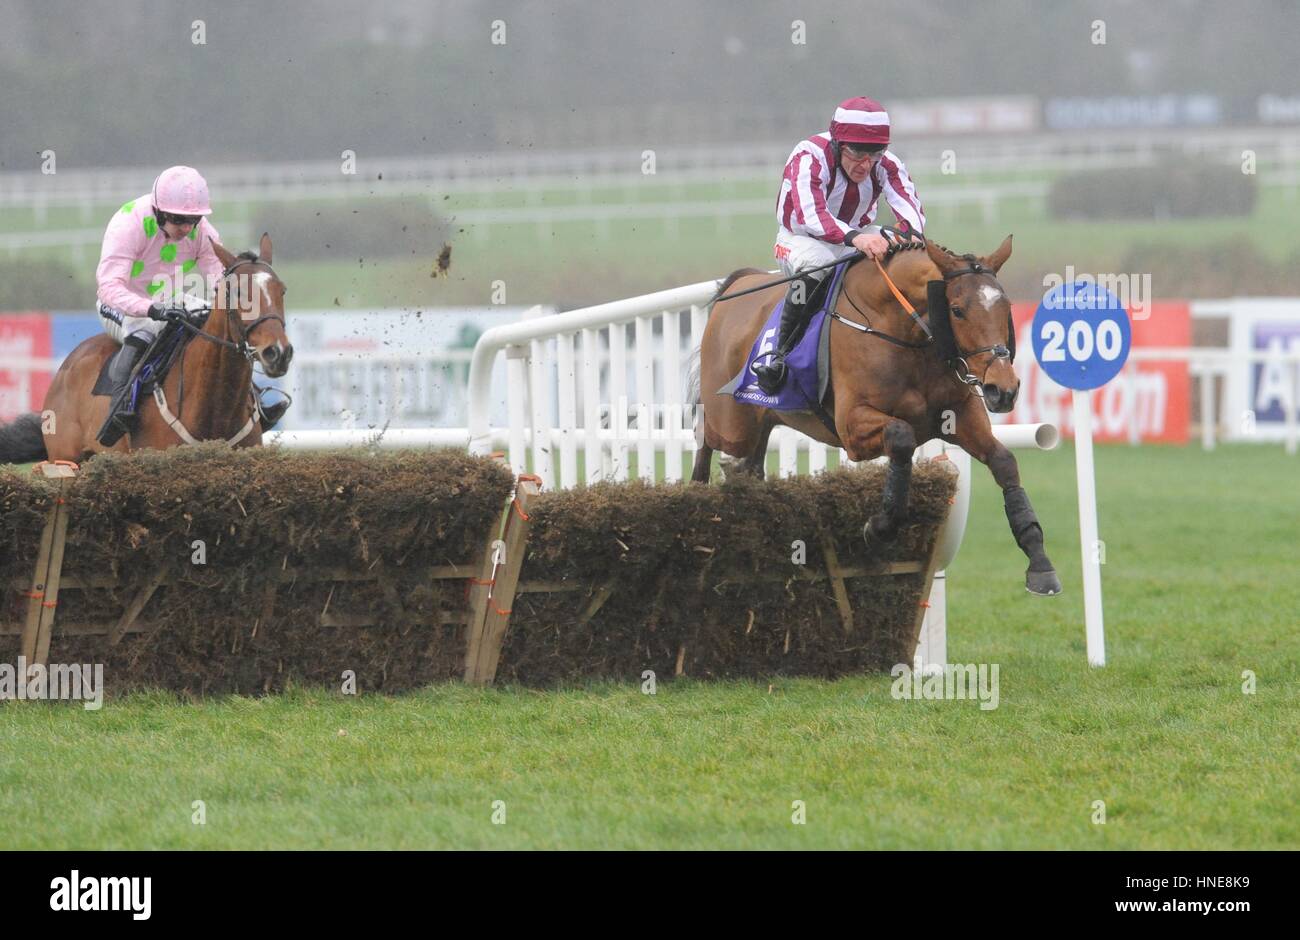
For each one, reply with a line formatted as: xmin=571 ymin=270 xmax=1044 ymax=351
xmin=735 ymin=417 xmax=776 ymax=479
xmin=862 ymin=419 xmax=916 ymax=545
xmin=693 ymin=401 xmax=771 ymax=482
xmin=690 ymin=441 xmax=714 ymax=483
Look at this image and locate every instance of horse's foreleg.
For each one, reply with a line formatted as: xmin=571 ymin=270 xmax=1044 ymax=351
xmin=864 ymin=419 xmax=916 ymax=543
xmin=950 ymin=405 xmax=1061 ymax=596
xmin=987 ymin=444 xmax=1061 ymax=595
xmin=840 ymin=401 xmax=914 ymax=545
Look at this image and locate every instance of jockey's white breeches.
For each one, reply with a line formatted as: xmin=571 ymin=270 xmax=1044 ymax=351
xmin=773 ymin=227 xmax=880 ymax=281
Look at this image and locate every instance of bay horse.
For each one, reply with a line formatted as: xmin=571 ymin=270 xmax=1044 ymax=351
xmin=0 ymin=234 xmax=291 ymax=466
xmin=691 ymin=236 xmax=1062 ymax=596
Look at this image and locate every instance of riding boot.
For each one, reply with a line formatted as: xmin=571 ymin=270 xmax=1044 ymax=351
xmin=753 ymin=274 xmax=817 ymax=394
xmin=256 ymin=387 xmax=291 ymax=432
xmin=95 ymin=333 xmax=151 ymax=446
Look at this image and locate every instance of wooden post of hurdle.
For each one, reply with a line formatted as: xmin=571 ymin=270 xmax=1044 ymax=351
xmin=463 ymin=474 xmax=540 ymax=685
xmin=19 ymin=461 xmax=78 ymax=671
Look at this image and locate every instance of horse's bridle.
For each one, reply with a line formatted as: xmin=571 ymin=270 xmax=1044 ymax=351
xmin=938 ymin=260 xmax=1013 ymax=394
xmin=167 ymin=256 xmax=287 ymax=425
xmin=174 ymin=257 xmax=287 ymax=359
xmin=833 ymin=252 xmax=1013 ymax=397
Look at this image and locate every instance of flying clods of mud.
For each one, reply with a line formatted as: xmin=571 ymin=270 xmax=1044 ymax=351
xmin=432 ymin=242 xmax=452 ymax=277
xmin=0 ymin=448 xmax=955 ymax=695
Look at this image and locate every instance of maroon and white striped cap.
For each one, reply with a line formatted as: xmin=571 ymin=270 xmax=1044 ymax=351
xmin=829 ymin=96 xmax=890 ymax=146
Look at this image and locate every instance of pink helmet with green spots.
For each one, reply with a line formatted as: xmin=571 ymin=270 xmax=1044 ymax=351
xmin=152 ymin=166 xmax=212 ymax=216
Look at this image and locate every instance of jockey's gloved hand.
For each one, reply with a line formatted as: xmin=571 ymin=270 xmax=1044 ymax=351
xmin=146 ymin=303 xmax=169 ymax=321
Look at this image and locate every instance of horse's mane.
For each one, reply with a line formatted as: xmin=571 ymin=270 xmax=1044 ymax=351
xmin=920 ymin=240 xmax=979 ymax=265
xmin=236 ymin=250 xmax=259 ymax=262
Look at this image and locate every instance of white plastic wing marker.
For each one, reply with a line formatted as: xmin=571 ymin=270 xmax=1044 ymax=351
xmin=1072 ymin=390 xmax=1106 ymax=667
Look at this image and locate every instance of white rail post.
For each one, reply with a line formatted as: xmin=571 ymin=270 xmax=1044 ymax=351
xmin=557 ymin=333 xmax=578 ymax=488
xmin=808 ymin=440 xmax=828 ymax=474
xmin=778 ymin=427 xmax=798 ymax=477
xmin=582 ymin=328 xmax=602 ymax=484
xmin=1126 ymin=363 xmax=1142 ymax=446
xmin=1072 ymin=391 xmax=1107 ymax=668
xmin=1198 ymin=365 xmax=1216 ymax=452
xmin=506 ymin=347 xmax=529 ymax=475
xmin=663 ymin=309 xmax=683 ymax=482
xmin=689 ymin=303 xmax=709 ymax=477
xmin=609 ymin=322 xmax=628 ymax=480
xmin=1288 ymin=362 xmax=1299 ymax=456
xmin=528 ymin=338 xmax=555 ymax=490
xmin=635 ymin=315 xmax=655 ymax=481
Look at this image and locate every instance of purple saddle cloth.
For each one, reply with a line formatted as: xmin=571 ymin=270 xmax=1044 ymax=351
xmin=719 ymin=260 xmax=849 ymax=412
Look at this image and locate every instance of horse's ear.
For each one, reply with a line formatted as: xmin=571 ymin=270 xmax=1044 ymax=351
xmin=983 ymin=235 xmax=1013 ymax=274
xmin=210 ymin=238 xmax=237 ymax=270
xmin=924 ymin=239 xmax=959 ymax=276
xmin=259 ymin=232 xmax=273 ymax=265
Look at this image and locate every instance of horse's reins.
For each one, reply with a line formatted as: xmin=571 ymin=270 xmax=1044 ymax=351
xmin=712 ymin=252 xmax=861 ymax=303
xmin=168 ymin=256 xmax=287 ymax=432
xmin=832 ymin=258 xmax=933 ymax=345
xmin=830 ymin=255 xmax=1013 ymax=396
xmin=171 ymin=257 xmax=286 ymax=354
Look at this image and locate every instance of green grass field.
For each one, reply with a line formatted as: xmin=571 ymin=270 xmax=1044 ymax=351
xmin=1 ymin=443 xmax=1295 ymax=849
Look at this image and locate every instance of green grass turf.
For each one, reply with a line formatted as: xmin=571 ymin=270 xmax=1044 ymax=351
xmin=1 ymin=443 xmax=1296 ymax=849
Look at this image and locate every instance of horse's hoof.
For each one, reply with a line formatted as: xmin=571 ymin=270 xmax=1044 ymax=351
xmin=1025 ymin=568 xmax=1062 ymax=596
xmin=717 ymin=455 xmax=742 ymax=482
xmin=862 ymin=517 xmax=895 ymax=561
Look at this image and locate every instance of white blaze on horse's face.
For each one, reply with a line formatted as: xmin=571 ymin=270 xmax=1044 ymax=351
xmin=977 ymin=284 xmax=1005 ymax=311
xmin=241 ymin=270 xmax=290 ymax=369
xmin=239 ymin=271 xmax=275 ymax=323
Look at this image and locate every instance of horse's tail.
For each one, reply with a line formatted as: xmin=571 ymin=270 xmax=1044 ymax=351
xmin=690 ymin=268 xmax=768 ymax=447
xmin=687 ymin=268 xmax=769 ymax=447
xmin=0 ymin=413 xmax=47 ymax=464
xmin=708 ymin=267 xmax=769 ymax=308
xmin=685 ymin=346 xmax=703 ymax=448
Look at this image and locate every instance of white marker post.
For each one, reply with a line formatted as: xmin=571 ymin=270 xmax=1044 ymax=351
xmin=1071 ymin=390 xmax=1106 ymax=667
xmin=1033 ymin=279 xmax=1126 ymax=668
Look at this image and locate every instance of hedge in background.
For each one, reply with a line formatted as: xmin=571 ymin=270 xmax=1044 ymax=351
xmin=0 ymin=259 xmax=91 ymax=310
xmin=249 ymin=200 xmax=449 ymax=262
xmin=1047 ymin=161 xmax=1256 ymax=220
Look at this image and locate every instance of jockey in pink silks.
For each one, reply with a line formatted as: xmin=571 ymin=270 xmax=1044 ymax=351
xmin=94 ymin=165 xmax=288 ymax=445
xmin=753 ymin=96 xmax=927 ymax=393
